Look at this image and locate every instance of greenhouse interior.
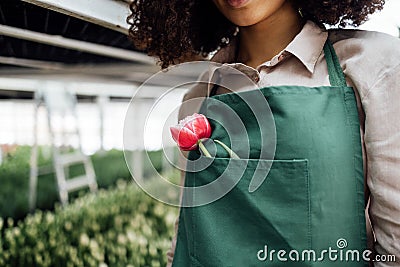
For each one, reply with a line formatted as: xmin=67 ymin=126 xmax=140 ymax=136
xmin=0 ymin=0 xmax=399 ymax=266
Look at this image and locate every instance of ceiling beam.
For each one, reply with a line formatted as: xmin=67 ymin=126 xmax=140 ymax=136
xmin=0 ymin=76 xmax=187 ymax=98
xmin=0 ymin=76 xmax=136 ymax=97
xmin=0 ymin=56 xmax=64 ymax=70
xmin=22 ymin=0 xmax=131 ymax=34
xmin=0 ymin=59 xmax=203 ymax=87
xmin=0 ymin=24 xmax=155 ymax=65
xmin=0 ymin=62 xmax=158 ymax=75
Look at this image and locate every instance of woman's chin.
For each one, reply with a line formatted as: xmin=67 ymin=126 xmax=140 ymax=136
xmin=226 ymin=15 xmax=263 ymax=27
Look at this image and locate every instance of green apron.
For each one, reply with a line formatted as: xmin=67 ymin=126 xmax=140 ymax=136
xmin=172 ymin=40 xmax=367 ymax=266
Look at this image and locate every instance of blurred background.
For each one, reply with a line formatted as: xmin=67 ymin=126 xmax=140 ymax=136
xmin=0 ymin=0 xmax=399 ymax=266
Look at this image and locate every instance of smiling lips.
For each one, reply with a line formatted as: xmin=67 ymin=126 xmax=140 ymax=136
xmin=226 ymin=0 xmax=250 ymax=8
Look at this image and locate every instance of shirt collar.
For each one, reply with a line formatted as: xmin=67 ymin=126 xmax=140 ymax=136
xmin=210 ymin=20 xmax=328 ymax=74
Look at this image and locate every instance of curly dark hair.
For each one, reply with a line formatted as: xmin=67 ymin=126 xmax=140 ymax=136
xmin=127 ymin=0 xmax=385 ymax=69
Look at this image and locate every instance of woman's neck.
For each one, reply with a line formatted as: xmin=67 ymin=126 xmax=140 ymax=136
xmin=237 ymin=2 xmax=304 ymax=68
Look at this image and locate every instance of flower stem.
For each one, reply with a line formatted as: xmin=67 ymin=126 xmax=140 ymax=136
xmin=214 ymin=140 xmax=240 ymax=159
xmin=198 ymin=140 xmax=212 ymax=158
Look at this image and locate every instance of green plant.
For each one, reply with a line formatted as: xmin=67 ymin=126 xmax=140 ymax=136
xmin=0 ymin=179 xmax=179 ymax=267
xmin=0 ymin=146 xmax=31 ymax=221
xmin=0 ymin=147 xmax=167 ymax=220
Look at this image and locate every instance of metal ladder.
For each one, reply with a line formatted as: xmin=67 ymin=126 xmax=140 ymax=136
xmin=29 ymin=82 xmax=97 ymax=210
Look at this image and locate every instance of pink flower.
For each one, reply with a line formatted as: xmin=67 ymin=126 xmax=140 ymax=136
xmin=170 ymin=113 xmax=211 ymax=151
xmin=170 ymin=113 xmax=239 ymax=159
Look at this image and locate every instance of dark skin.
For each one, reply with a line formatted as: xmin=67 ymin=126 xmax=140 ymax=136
xmin=211 ymin=0 xmax=305 ymax=68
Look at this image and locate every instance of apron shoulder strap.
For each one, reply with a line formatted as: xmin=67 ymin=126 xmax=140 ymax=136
xmin=323 ymin=40 xmax=348 ymax=87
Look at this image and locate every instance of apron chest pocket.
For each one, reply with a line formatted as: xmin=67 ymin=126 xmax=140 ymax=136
xmin=188 ymin=157 xmax=311 ymax=266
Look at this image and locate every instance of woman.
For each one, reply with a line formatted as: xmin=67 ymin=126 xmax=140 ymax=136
xmin=128 ymin=0 xmax=400 ymax=266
